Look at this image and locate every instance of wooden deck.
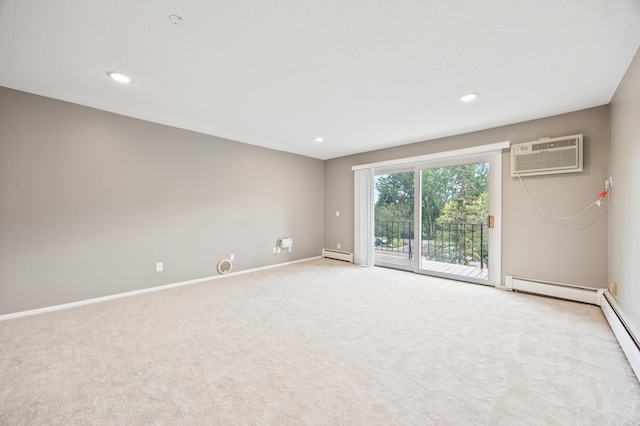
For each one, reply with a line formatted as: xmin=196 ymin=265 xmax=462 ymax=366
xmin=375 ymin=249 xmax=488 ymax=280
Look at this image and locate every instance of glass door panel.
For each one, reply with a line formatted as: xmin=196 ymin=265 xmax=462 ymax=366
xmin=417 ymin=162 xmax=490 ymax=283
xmin=373 ymin=170 xmax=415 ymax=271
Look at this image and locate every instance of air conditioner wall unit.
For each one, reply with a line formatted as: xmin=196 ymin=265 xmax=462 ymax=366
xmin=511 ymin=134 xmax=583 ymax=177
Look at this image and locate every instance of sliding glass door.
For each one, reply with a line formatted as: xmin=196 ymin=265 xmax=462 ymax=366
xmin=371 ymin=151 xmax=502 ymax=286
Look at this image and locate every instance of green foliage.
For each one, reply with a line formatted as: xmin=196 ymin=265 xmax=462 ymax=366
xmin=438 ymin=191 xmax=488 ymax=225
xmin=375 ymin=164 xmax=488 ymax=226
xmin=376 ymin=203 xmax=405 ymax=224
xmin=420 ymin=167 xmax=457 ymax=238
xmin=375 ymin=172 xmax=414 ymax=223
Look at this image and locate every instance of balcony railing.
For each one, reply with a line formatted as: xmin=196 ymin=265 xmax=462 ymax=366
xmin=375 ymin=220 xmax=488 ymax=268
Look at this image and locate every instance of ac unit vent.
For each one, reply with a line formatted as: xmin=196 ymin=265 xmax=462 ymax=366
xmin=511 ymin=134 xmax=583 ymax=177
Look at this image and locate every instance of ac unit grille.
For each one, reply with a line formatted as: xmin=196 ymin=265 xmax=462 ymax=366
xmin=531 ymin=137 xmax=578 ymax=151
xmin=511 ymin=134 xmax=583 ymax=177
xmin=515 ymin=148 xmax=578 ymax=173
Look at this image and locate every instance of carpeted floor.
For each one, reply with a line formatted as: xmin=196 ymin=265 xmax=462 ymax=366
xmin=1 ymin=258 xmax=639 ymax=425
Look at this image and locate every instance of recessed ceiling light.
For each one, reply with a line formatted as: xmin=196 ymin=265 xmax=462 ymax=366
xmin=313 ymin=136 xmax=324 ymax=143
xmin=459 ymin=93 xmax=478 ymax=102
xmin=108 ymin=71 xmax=132 ymax=83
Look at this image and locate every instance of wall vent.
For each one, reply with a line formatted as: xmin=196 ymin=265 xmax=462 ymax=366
xmin=511 ymin=134 xmax=583 ymax=177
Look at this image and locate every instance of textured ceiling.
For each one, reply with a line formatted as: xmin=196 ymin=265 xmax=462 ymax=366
xmin=1 ymin=1 xmax=639 ymax=159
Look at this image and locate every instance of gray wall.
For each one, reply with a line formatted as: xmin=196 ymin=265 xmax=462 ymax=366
xmin=0 ymin=81 xmax=624 ymax=320
xmin=325 ymin=106 xmax=610 ymax=288
xmin=0 ymin=87 xmax=324 ymax=315
xmin=609 ymin=47 xmax=640 ymax=333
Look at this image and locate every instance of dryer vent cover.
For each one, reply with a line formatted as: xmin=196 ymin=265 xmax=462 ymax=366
xmin=217 ymin=259 xmax=233 ymax=274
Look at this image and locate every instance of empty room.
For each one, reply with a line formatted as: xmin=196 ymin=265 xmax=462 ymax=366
xmin=1 ymin=1 xmax=640 ymax=424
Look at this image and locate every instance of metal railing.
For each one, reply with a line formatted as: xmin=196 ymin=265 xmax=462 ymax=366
xmin=375 ymin=220 xmax=415 ymax=258
xmin=375 ymin=220 xmax=488 ymax=268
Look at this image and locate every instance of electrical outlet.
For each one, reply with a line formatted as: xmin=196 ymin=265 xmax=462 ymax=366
xmin=336 ymin=210 xmax=340 ymax=217
xmin=230 ymin=253 xmax=235 ymax=261
xmin=337 ymin=243 xmax=341 ymax=249
xmin=273 ymin=247 xmax=277 ymax=255
xmin=155 ymin=262 xmax=164 ymax=272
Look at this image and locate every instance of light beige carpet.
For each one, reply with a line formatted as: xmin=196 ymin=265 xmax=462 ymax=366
xmin=1 ymin=258 xmax=639 ymax=425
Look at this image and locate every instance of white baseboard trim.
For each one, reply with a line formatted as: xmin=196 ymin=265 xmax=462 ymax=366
xmin=0 ymin=256 xmax=322 ymax=321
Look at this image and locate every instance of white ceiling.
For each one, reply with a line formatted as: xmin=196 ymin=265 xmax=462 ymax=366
xmin=1 ymin=1 xmax=639 ymax=160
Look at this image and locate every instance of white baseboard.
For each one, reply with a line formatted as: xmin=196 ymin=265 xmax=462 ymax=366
xmin=0 ymin=256 xmax=322 ymax=321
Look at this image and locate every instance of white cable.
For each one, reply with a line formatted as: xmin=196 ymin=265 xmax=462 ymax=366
xmin=516 ymin=174 xmax=603 ymax=220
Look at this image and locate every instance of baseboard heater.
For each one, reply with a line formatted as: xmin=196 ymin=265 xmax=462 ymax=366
xmin=504 ymin=275 xmax=604 ymax=305
xmin=321 ymin=249 xmax=354 ymax=263
xmin=600 ymin=291 xmax=640 ymax=380
xmin=505 ymin=275 xmax=640 ymax=381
